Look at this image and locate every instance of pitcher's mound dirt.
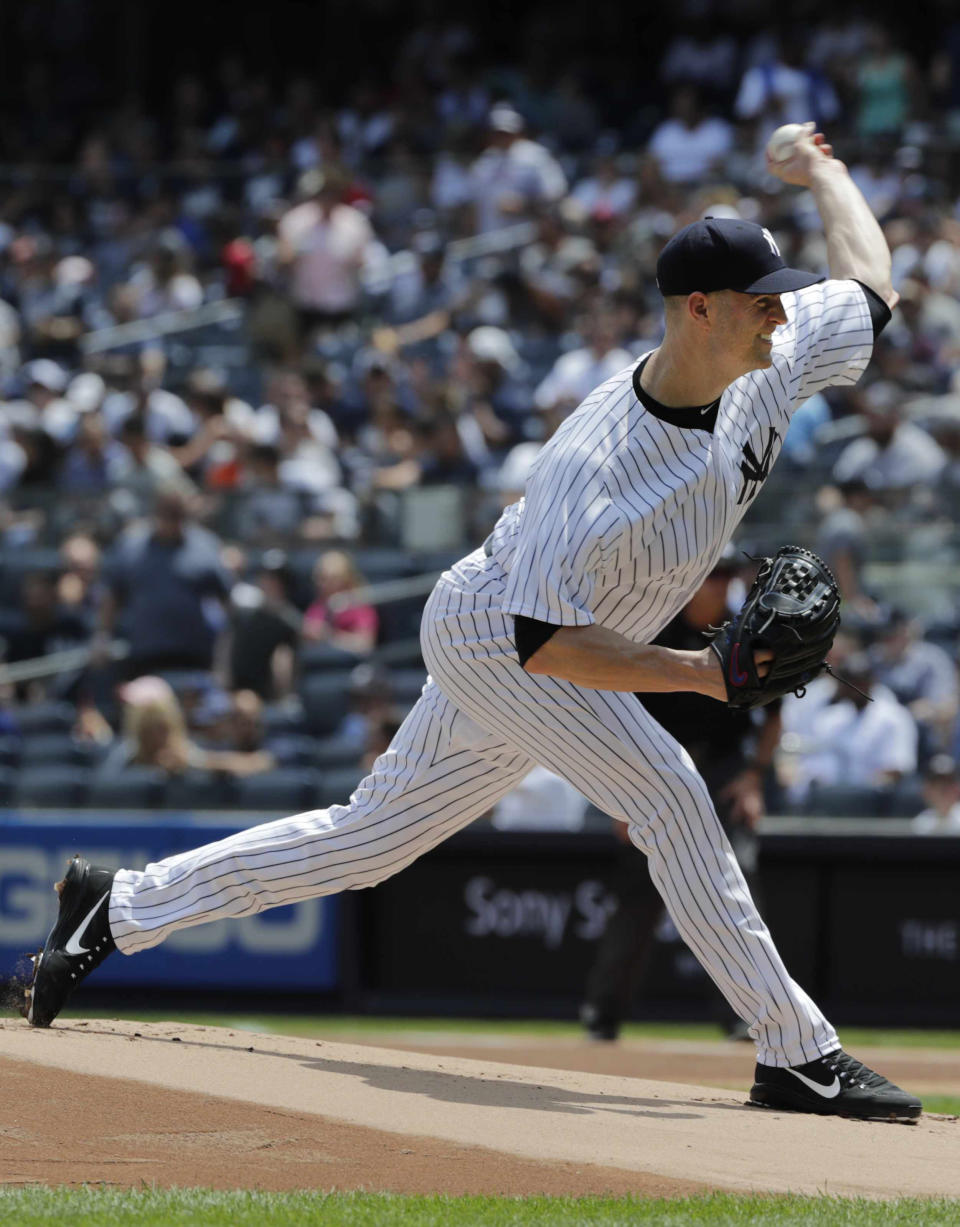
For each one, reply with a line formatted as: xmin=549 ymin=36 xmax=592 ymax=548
xmin=0 ymin=1057 xmax=702 ymax=1196
xmin=0 ymin=1020 xmax=957 ymax=1199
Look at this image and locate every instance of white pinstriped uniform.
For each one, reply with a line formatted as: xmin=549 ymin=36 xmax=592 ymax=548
xmin=110 ymin=281 xmax=873 ymax=1067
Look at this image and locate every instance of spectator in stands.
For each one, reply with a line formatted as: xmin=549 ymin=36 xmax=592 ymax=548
xmin=913 ymin=755 xmax=960 ymax=834
xmin=361 ymin=710 xmax=405 ymax=773
xmin=3 ymin=571 xmax=89 ymax=700
xmin=97 ymin=675 xmax=200 ymax=775
xmin=832 ymin=381 xmax=947 ymax=494
xmin=19 ymin=359 xmax=73 ymax=443
xmin=870 ymin=610 xmax=959 ymax=755
xmin=98 ymin=354 xmax=195 ymax=446
xmin=98 ymin=675 xmax=274 ymax=779
xmin=571 ymin=151 xmax=637 ymax=223
xmin=533 ymin=305 xmax=633 ymax=430
xmin=118 ymin=415 xmax=198 ymax=506
xmin=385 ymin=231 xmax=466 ymax=328
xmin=517 ymin=208 xmax=599 ymax=331
xmin=99 ymin=488 xmax=233 ymax=678
xmin=134 ymin=233 xmax=204 ymax=317
xmin=779 ymin=655 xmax=918 ymax=807
xmin=277 ymin=167 xmax=377 ymax=345
xmin=467 ymin=104 xmax=567 ymax=234
xmin=337 ymin=663 xmax=396 ymax=757
xmin=226 ymin=549 xmax=300 ymax=701
xmin=195 ymin=687 xmax=285 ymax=772
xmin=447 ymin=327 xmax=528 ymax=464
xmin=855 ymin=24 xmax=916 ymax=140
xmin=814 ymin=480 xmax=881 ymax=621
xmin=648 ymin=87 xmax=734 ymax=185
xmin=415 ymin=413 xmax=480 ymax=487
xmin=733 ymin=30 xmax=840 ymax=153
xmin=660 ymin=17 xmax=738 ymax=101
xmin=302 ymin=550 xmax=378 ymax=655
xmin=254 ymin=370 xmax=343 ymax=498
xmin=58 ymin=409 xmax=131 ymax=493
xmin=234 ymin=444 xmax=306 ymax=544
xmin=57 ymin=533 xmax=105 ymax=632
xmin=491 ymin=767 xmax=588 ymax=831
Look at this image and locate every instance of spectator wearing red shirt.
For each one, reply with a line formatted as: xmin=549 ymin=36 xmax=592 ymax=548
xmin=302 ymin=550 xmax=378 ymax=655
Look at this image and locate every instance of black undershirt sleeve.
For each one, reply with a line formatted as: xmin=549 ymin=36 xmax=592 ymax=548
xmin=514 ymin=614 xmax=561 ymax=667
xmin=853 ymin=280 xmax=892 ymax=338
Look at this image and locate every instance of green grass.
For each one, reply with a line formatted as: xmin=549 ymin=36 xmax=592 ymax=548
xmin=917 ymin=1095 xmax=960 ymax=1117
xmin=3 ymin=1190 xmax=960 ymax=1227
xmin=63 ymin=1010 xmax=960 ymax=1051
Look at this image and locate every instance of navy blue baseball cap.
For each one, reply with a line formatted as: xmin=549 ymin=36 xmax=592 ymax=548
xmin=656 ymin=218 xmax=824 ymax=296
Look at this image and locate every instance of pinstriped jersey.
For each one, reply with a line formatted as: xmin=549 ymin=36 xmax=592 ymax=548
xmin=490 ymin=280 xmax=874 ymax=644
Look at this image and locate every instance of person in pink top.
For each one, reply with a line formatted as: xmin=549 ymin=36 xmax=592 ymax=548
xmin=302 ymin=550 xmax=378 ymax=655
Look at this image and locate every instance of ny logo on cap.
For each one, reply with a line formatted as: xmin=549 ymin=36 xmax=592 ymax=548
xmin=761 ymin=228 xmax=781 ymax=258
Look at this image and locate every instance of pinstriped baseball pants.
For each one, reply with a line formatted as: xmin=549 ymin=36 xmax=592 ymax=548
xmin=109 ymin=549 xmax=838 ymax=1067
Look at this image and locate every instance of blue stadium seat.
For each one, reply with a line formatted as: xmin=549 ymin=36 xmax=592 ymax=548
xmin=20 ymin=733 xmax=101 ymax=767
xmin=0 ymin=735 xmax=22 ymax=767
xmin=15 ymin=702 xmax=76 ymax=735
xmin=231 ymin=768 xmax=322 ymax=812
xmin=887 ymin=775 xmax=926 ymax=819
xmin=88 ymin=767 xmax=168 ymax=809
xmin=298 ymin=641 xmax=365 ymax=674
xmin=375 ymin=596 xmax=425 ymax=646
xmin=267 ymin=733 xmax=321 ymax=767
xmin=311 ymin=734 xmax=362 ymax=769
xmin=260 ymin=704 xmax=308 ymax=740
xmin=351 ymin=549 xmax=416 ymax=583
xmin=0 ymin=765 xmax=15 ymax=804
xmin=388 ymin=668 xmax=427 ymax=706
xmin=164 ymin=768 xmax=236 ymax=810
xmin=802 ymin=784 xmax=888 ymax=818
xmin=299 ymin=670 xmax=355 ymax=736
xmin=315 ymin=765 xmax=365 ymax=808
xmin=154 ymin=670 xmax=217 ymax=700
xmin=14 ymin=764 xmax=91 ymax=807
xmin=0 ymin=548 xmax=62 ymax=604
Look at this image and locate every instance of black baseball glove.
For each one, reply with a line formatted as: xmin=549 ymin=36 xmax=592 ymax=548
xmin=708 ymin=545 xmax=841 ymax=710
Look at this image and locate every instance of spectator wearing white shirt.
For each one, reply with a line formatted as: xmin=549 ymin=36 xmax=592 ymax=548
xmin=912 ymin=755 xmax=960 ymax=834
xmin=491 ymin=765 xmax=588 ymax=831
xmin=734 ymin=35 xmax=840 ymax=154
xmin=661 ymin=19 xmax=738 ymax=99
xmin=467 ymin=104 xmax=567 ymax=234
xmin=870 ymin=610 xmax=959 ymax=755
xmin=571 ymin=154 xmax=637 ymax=221
xmin=534 ymin=308 xmax=632 ymax=431
xmin=647 ymin=87 xmax=734 ymax=185
xmin=277 ymin=168 xmax=376 ymax=343
xmin=780 ymin=656 xmax=918 ymax=807
xmin=832 ymin=381 xmax=947 ymax=493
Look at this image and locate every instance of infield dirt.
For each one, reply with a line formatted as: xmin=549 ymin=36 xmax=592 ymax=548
xmin=1 ymin=1019 xmax=958 ymax=1198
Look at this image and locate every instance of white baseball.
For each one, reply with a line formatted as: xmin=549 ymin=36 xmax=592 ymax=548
xmin=766 ymin=122 xmax=815 ymax=163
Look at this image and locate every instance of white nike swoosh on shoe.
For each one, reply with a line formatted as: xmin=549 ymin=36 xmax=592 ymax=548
xmin=63 ymin=891 xmax=111 ymax=956
xmin=786 ymin=1069 xmax=841 ymax=1099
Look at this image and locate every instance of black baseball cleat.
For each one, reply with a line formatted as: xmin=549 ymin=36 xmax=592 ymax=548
xmin=21 ymin=856 xmax=117 ymax=1027
xmin=750 ymin=1049 xmax=922 ymax=1121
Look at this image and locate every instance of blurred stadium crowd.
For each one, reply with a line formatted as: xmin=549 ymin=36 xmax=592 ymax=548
xmin=2 ymin=7 xmax=960 ymax=824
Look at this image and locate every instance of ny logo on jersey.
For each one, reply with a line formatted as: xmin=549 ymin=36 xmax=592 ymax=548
xmin=737 ymin=426 xmax=780 ymax=504
xmin=761 ymin=227 xmax=781 ymax=257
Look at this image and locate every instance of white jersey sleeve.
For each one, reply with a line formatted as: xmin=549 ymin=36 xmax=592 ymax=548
xmin=774 ymin=279 xmax=874 ymax=408
xmin=499 ymin=438 xmax=625 ymax=627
